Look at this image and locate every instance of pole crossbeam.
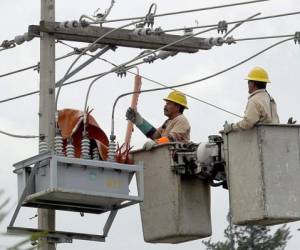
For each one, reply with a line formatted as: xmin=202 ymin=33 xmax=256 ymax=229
xmin=28 ymin=21 xmax=211 ymax=53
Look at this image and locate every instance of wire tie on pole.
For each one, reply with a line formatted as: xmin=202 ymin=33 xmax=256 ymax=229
xmin=217 ymin=20 xmax=228 ymax=34
xmin=294 ymin=32 xmax=300 ymax=44
xmin=225 ymin=36 xmax=236 ymax=45
xmin=1 ymin=40 xmax=15 ymax=49
xmin=145 ymin=3 xmax=157 ymax=27
xmin=116 ymin=66 xmax=127 ymax=78
xmin=183 ymin=27 xmax=194 ymax=36
xmin=34 ymin=62 xmax=41 ymax=73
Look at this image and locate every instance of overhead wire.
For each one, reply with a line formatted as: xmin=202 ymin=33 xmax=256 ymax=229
xmin=0 ymin=129 xmax=39 ymax=139
xmin=164 ymin=10 xmax=300 ymax=33
xmin=82 ymin=25 xmax=220 ymax=112
xmin=234 ymin=34 xmax=295 ymax=42
xmin=43 ymin=41 xmax=243 ymax=118
xmin=0 ymin=32 xmax=297 ymax=105
xmin=55 ymin=19 xmax=145 ymax=110
xmin=94 ymin=0 xmax=269 ymax=24
xmin=110 ymin=37 xmax=294 ymax=137
xmin=223 ymin=13 xmax=261 ymax=38
xmin=0 ymin=50 xmax=78 ymax=79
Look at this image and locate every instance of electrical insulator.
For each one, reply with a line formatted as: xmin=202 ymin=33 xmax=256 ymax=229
xmin=14 ymin=35 xmax=25 ymax=45
xmin=201 ymin=37 xmax=224 ymax=48
xmin=132 ymin=28 xmax=152 ymax=36
xmin=39 ymin=141 xmax=48 ymax=153
xmin=66 ymin=142 xmax=75 ymax=158
xmin=59 ymin=20 xmax=80 ymax=29
xmin=183 ymin=28 xmax=194 ymax=36
xmin=143 ymin=54 xmax=157 ymax=64
xmin=92 ymin=147 xmax=100 ymax=160
xmin=157 ymin=51 xmax=178 ymax=60
xmin=81 ymin=136 xmax=91 ymax=159
xmin=54 ymin=135 xmax=64 ymax=156
xmin=14 ymin=32 xmax=34 ymax=45
xmin=107 ymin=140 xmax=116 ymax=162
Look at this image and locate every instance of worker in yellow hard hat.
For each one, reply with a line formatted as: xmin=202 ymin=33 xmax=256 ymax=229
xmin=126 ymin=90 xmax=191 ymax=150
xmin=223 ymin=66 xmax=280 ymax=133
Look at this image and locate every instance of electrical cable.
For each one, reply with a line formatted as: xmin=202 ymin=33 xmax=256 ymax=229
xmin=52 ymin=41 xmax=243 ymax=118
xmin=0 ymin=51 xmax=77 ymax=79
xmin=0 ymin=29 xmax=296 ymax=105
xmin=0 ymin=129 xmax=39 ymax=139
xmin=83 ymin=26 xmax=219 ymax=112
xmin=164 ymin=10 xmax=300 ymax=33
xmin=234 ymin=34 xmax=295 ymax=42
xmin=95 ymin=0 xmax=269 ymax=24
xmin=223 ymin=13 xmax=261 ymax=38
xmin=55 ymin=19 xmax=145 ymax=110
xmin=110 ymin=38 xmax=294 ymax=138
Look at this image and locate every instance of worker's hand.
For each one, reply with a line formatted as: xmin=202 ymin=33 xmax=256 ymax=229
xmin=126 ymin=107 xmax=143 ymax=125
xmin=223 ymin=121 xmax=233 ymax=134
xmin=143 ymin=140 xmax=157 ymax=151
xmin=287 ymin=117 xmax=297 ymax=124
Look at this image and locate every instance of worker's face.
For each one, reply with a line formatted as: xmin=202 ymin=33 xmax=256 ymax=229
xmin=164 ymin=101 xmax=180 ymax=118
xmin=248 ymin=81 xmax=255 ymax=94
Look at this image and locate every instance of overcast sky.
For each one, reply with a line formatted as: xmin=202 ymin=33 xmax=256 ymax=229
xmin=1 ymin=0 xmax=300 ymax=249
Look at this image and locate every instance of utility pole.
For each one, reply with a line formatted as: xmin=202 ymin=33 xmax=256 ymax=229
xmin=38 ymin=0 xmax=56 ymax=249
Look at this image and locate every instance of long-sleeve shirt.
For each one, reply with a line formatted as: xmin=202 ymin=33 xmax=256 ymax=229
xmin=232 ymin=89 xmax=279 ymax=131
xmin=152 ymin=114 xmax=191 ymax=142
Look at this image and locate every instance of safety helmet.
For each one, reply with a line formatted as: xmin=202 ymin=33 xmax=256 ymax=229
xmin=246 ymin=67 xmax=271 ymax=83
xmin=163 ymin=90 xmax=188 ymax=109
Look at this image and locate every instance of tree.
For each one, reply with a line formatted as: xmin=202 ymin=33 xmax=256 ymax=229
xmin=203 ymin=213 xmax=292 ymax=250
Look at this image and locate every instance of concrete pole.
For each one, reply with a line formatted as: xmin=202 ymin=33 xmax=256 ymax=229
xmin=38 ymin=0 xmax=56 ymax=249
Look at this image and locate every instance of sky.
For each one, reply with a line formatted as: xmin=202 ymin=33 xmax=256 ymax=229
xmin=0 ymin=0 xmax=300 ymax=249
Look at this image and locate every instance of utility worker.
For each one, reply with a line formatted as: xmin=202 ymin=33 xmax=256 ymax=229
xmin=126 ymin=90 xmax=191 ymax=150
xmin=223 ymin=66 xmax=280 ymax=133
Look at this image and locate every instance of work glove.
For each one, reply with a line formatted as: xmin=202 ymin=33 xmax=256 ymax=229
xmin=223 ymin=121 xmax=233 ymax=134
xmin=287 ymin=117 xmax=297 ymax=124
xmin=143 ymin=140 xmax=157 ymax=151
xmin=126 ymin=107 xmax=156 ymax=137
xmin=126 ymin=107 xmax=143 ymax=125
xmin=142 ymin=137 xmax=171 ymax=151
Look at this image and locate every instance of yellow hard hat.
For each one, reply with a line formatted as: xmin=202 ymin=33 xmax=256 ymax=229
xmin=163 ymin=90 xmax=188 ymax=109
xmin=246 ymin=67 xmax=271 ymax=83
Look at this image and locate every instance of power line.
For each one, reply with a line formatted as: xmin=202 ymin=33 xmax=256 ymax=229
xmin=0 ymin=31 xmax=296 ymax=106
xmin=164 ymin=10 xmax=300 ymax=33
xmin=0 ymin=129 xmax=39 ymax=139
xmin=55 ymin=19 xmax=144 ymax=110
xmin=54 ymin=42 xmax=243 ymax=118
xmin=82 ymin=26 xmax=220 ymax=112
xmin=94 ymin=0 xmax=269 ymax=24
xmin=234 ymin=34 xmax=295 ymax=42
xmin=0 ymin=51 xmax=77 ymax=79
xmin=110 ymin=38 xmax=294 ymax=137
xmin=0 ymin=30 xmax=295 ymax=105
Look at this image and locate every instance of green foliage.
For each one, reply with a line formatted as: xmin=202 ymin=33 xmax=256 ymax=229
xmin=203 ymin=214 xmax=292 ymax=250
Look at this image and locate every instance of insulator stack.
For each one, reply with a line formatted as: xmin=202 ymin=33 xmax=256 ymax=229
xmin=107 ymin=141 xmax=116 ymax=162
xmin=39 ymin=141 xmax=48 ymax=153
xmin=81 ymin=136 xmax=91 ymax=159
xmin=92 ymin=147 xmax=100 ymax=160
xmin=54 ymin=135 xmax=64 ymax=156
xmin=66 ymin=143 xmax=75 ymax=158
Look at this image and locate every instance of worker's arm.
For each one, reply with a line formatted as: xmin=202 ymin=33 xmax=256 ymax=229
xmin=232 ymin=100 xmax=261 ymax=131
xmin=126 ymin=107 xmax=157 ymax=138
